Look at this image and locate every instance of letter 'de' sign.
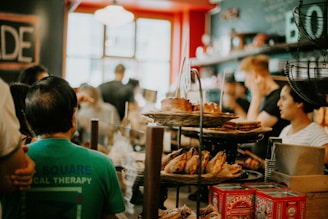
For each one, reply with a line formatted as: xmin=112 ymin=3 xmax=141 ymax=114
xmin=0 ymin=13 xmax=40 ymax=70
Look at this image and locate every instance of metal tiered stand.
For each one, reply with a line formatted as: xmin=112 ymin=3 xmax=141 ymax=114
xmin=143 ymin=68 xmax=241 ymax=218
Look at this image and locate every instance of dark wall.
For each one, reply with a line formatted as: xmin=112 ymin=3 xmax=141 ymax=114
xmin=211 ymin=0 xmax=299 ymax=37
xmin=0 ymin=0 xmax=65 ymax=83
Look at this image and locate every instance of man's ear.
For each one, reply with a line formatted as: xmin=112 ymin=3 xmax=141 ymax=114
xmin=71 ymin=108 xmax=78 ymax=134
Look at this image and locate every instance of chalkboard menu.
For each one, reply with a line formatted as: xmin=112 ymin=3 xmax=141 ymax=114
xmin=212 ymin=0 xmax=299 ymax=37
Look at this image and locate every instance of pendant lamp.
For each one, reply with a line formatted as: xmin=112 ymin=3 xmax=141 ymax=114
xmin=95 ymin=0 xmax=134 ymax=28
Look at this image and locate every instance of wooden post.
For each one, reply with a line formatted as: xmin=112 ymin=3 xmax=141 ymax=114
xmin=90 ymin=118 xmax=98 ymax=150
xmin=143 ymin=126 xmax=164 ymax=219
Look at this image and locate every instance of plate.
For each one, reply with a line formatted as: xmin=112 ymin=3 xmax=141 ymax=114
xmin=182 ymin=127 xmax=272 ymax=143
xmin=225 ymin=170 xmax=263 ymax=182
xmin=142 ymin=111 xmax=238 ymax=127
xmin=160 ymin=169 xmax=241 ymax=185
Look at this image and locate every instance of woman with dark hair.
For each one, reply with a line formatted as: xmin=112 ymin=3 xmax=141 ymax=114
xmin=277 ymin=84 xmax=328 ymax=165
xmin=9 ymin=83 xmax=35 ymax=144
xmin=17 ymin=64 xmax=49 ymax=86
xmin=245 ymin=84 xmax=328 ymax=169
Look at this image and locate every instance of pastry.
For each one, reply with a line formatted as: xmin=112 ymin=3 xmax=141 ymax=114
xmin=192 ymin=102 xmax=221 ymax=113
xmin=185 ymin=154 xmax=199 ymax=174
xmin=201 ymin=150 xmax=211 ymax=173
xmin=161 ymin=148 xmax=184 ymax=170
xmin=224 ymin=119 xmax=261 ymax=131
xmin=222 ymin=163 xmax=242 ymax=174
xmin=159 ymin=208 xmax=180 ymax=219
xmin=161 ymin=97 xmax=193 ymax=112
xmin=164 ymin=152 xmax=187 ymax=173
xmin=186 ymin=147 xmax=198 ymax=160
xmin=206 ymin=151 xmax=226 ymax=174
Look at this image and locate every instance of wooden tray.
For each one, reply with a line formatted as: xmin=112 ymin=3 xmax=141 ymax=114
xmin=160 ymin=169 xmax=241 ymax=185
xmin=182 ymin=127 xmax=272 ymax=143
xmin=142 ymin=111 xmax=238 ymax=127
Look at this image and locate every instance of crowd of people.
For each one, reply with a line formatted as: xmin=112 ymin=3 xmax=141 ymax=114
xmin=1 ymin=54 xmax=328 ymax=218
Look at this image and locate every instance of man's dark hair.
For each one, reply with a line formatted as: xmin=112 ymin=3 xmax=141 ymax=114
xmin=25 ymin=76 xmax=77 ymax=135
xmin=18 ymin=64 xmax=48 ymax=86
xmin=115 ymin=64 xmax=125 ymax=74
xmin=9 ymin=82 xmax=34 ymax=138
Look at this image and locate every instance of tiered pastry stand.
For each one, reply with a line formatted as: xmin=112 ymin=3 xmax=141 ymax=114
xmin=143 ymin=68 xmax=238 ymax=218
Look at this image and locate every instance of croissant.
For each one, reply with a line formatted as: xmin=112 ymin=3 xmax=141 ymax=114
xmin=186 ymin=147 xmax=198 ymax=160
xmin=206 ymin=151 xmax=226 ymax=175
xmin=185 ymin=155 xmax=199 ymax=174
xmin=201 ymin=150 xmax=211 ymax=173
xmin=164 ymin=153 xmax=187 ymax=173
xmin=161 ymin=148 xmax=184 ymax=170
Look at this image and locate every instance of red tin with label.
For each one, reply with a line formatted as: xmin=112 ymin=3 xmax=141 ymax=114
xmin=209 ymin=183 xmax=255 ymax=219
xmin=255 ymin=190 xmax=306 ymax=219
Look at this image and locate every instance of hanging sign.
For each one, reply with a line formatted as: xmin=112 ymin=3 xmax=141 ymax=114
xmin=0 ymin=13 xmax=40 ymax=70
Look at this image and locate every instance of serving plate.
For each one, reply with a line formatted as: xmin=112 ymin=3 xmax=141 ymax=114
xmin=142 ymin=111 xmax=238 ymax=127
xmin=160 ymin=169 xmax=241 ymax=185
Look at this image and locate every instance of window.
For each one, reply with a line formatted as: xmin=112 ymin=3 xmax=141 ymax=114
xmin=66 ymin=13 xmax=171 ymax=100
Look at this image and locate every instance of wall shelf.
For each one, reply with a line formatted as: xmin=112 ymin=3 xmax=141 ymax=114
xmin=190 ymin=40 xmax=316 ymax=67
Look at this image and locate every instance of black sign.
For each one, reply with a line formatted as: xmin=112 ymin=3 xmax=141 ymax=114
xmin=0 ymin=13 xmax=40 ymax=70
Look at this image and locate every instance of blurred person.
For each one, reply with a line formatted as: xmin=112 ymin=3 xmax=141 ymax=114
xmin=9 ymin=83 xmax=36 ymax=144
xmin=17 ymin=64 xmax=49 ymax=85
xmin=1 ymin=76 xmax=125 ymax=219
xmin=239 ymin=55 xmax=289 ymax=160
xmin=222 ymin=73 xmax=249 ymax=119
xmin=98 ymin=64 xmax=136 ymax=121
xmin=245 ymin=84 xmax=328 ymax=169
xmin=278 ymin=84 xmax=328 ymax=164
xmin=0 ymin=79 xmax=36 ymax=191
xmin=77 ymin=83 xmax=120 ymax=148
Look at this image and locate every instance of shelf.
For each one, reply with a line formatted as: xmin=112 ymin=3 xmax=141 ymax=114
xmin=190 ymin=41 xmax=316 ymax=67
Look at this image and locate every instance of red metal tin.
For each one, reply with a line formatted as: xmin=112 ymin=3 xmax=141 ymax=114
xmin=209 ymin=183 xmax=256 ymax=219
xmin=255 ymin=190 xmax=306 ymax=219
xmin=243 ymin=182 xmax=288 ymax=190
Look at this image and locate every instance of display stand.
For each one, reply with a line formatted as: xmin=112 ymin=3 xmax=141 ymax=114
xmin=143 ymin=69 xmax=239 ymax=218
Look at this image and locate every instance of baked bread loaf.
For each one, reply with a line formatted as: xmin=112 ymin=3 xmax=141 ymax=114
xmin=201 ymin=150 xmax=211 ymax=173
xmin=206 ymin=151 xmax=227 ymax=174
xmin=161 ymin=148 xmax=184 ymax=170
xmin=161 ymin=97 xmax=192 ymax=112
xmin=186 ymin=147 xmax=198 ymax=160
xmin=164 ymin=153 xmax=187 ymax=173
xmin=185 ymin=155 xmax=199 ymax=174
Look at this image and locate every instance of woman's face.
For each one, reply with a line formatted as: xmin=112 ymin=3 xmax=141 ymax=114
xmin=277 ymin=86 xmax=301 ymax=120
xmin=242 ymin=70 xmax=256 ymax=90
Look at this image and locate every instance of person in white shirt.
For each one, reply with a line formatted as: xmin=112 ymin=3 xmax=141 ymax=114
xmin=0 ymin=79 xmax=36 ymax=192
xmin=277 ymin=84 xmax=328 ymax=164
xmin=245 ymin=84 xmax=328 ymax=169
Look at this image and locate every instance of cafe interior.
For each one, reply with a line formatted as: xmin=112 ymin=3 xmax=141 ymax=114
xmin=1 ymin=0 xmax=328 ymax=218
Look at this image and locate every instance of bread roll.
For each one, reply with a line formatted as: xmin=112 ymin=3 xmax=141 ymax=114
xmin=161 ymin=148 xmax=184 ymax=170
xmin=201 ymin=150 xmax=211 ymax=173
xmin=185 ymin=155 xmax=199 ymax=174
xmin=186 ymin=147 xmax=198 ymax=160
xmin=164 ymin=153 xmax=187 ymax=173
xmin=206 ymin=151 xmax=226 ymax=174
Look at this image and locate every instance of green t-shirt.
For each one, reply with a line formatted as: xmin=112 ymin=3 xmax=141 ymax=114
xmin=2 ymin=138 xmax=125 ymax=219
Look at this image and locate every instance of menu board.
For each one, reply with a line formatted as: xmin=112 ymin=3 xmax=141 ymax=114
xmin=212 ymin=0 xmax=299 ymax=36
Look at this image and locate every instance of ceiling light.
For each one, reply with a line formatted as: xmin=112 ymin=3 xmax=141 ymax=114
xmin=94 ymin=0 xmax=134 ymax=28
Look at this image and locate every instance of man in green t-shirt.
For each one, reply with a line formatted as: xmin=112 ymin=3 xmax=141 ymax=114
xmin=1 ymin=76 xmax=125 ymax=219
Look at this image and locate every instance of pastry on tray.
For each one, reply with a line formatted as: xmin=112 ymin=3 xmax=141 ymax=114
xmin=160 ymin=97 xmax=193 ymax=112
xmin=161 ymin=148 xmax=242 ymax=177
xmin=159 ymin=204 xmax=222 ymax=219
